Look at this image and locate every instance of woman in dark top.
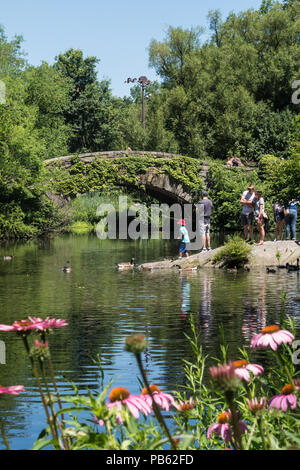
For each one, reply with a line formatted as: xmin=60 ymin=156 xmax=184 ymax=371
xmin=273 ymin=202 xmax=285 ymax=241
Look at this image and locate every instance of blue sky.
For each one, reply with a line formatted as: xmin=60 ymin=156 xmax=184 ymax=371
xmin=1 ymin=0 xmax=263 ymax=97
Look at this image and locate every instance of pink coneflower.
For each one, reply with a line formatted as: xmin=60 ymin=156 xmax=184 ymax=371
xmin=251 ymin=325 xmax=294 ymax=351
xmin=107 ymin=387 xmax=152 ymax=421
xmin=233 ymin=360 xmax=264 ymax=383
xmin=0 ymin=385 xmax=25 ymax=396
xmin=141 ymin=385 xmax=175 ymax=411
xmin=30 ymin=317 xmax=68 ymax=330
xmin=207 ymin=411 xmax=247 ymax=443
xmin=0 ymin=316 xmax=68 ymax=333
xmin=173 ymin=397 xmax=195 ymax=412
xmin=209 ymin=362 xmax=240 ymax=390
xmin=246 ymin=397 xmax=267 ymax=413
xmin=268 ymin=384 xmax=298 ymax=412
xmin=0 ymin=318 xmax=44 ymax=332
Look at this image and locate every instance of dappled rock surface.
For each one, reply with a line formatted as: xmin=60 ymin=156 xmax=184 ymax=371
xmin=137 ymin=241 xmax=300 ymax=271
xmin=244 ymin=241 xmax=300 ymax=267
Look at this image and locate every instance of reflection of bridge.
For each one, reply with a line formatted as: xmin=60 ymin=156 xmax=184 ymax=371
xmin=45 ymin=151 xmax=255 ymax=204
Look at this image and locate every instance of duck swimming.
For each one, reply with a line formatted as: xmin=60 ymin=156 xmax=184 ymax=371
xmin=62 ymin=261 xmax=71 ymax=273
xmin=177 ymin=265 xmax=198 ymax=272
xmin=117 ymin=258 xmax=135 ymax=271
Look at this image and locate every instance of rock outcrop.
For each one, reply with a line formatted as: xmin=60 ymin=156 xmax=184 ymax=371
xmin=137 ymin=241 xmax=300 ymax=271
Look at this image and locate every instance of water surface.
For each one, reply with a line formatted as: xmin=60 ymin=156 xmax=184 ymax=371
xmin=0 ymin=234 xmax=299 ymax=449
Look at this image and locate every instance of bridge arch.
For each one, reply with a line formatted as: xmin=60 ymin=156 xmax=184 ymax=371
xmin=45 ymin=151 xmax=205 ymax=204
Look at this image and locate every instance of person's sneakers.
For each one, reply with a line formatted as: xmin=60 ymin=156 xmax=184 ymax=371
xmin=207 ymin=247 xmax=212 ymax=251
xmin=202 ymin=248 xmax=207 ymax=252
xmin=273 ymin=238 xmax=277 ymax=242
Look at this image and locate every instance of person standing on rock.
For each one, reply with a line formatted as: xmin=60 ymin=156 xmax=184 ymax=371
xmin=253 ymin=190 xmax=266 ymax=246
xmin=240 ymin=184 xmax=255 ymax=243
xmin=197 ymin=190 xmax=213 ymax=252
xmin=284 ymin=199 xmax=299 ymax=241
xmin=273 ymin=202 xmax=285 ymax=242
xmin=177 ymin=219 xmax=190 ymax=259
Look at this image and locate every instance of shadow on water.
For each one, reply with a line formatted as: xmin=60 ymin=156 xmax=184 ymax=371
xmin=0 ymin=233 xmax=299 ymax=449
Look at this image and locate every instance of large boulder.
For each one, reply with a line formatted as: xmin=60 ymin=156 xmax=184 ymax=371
xmin=137 ymin=241 xmax=300 ymax=271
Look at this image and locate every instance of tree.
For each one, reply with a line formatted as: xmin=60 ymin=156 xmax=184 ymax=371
xmin=259 ymin=0 xmax=275 ymax=14
xmin=54 ymin=49 xmax=122 ymax=152
xmin=146 ymin=2 xmax=300 ymax=161
xmin=24 ymin=62 xmax=72 ymax=157
xmin=207 ymin=10 xmax=223 ymax=47
xmin=148 ymin=26 xmax=203 ymax=87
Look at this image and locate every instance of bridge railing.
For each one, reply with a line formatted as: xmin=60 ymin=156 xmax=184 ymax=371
xmin=44 ymin=150 xmax=187 ymax=166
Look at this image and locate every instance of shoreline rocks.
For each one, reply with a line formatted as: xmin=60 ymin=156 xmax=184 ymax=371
xmin=137 ymin=241 xmax=300 ymax=272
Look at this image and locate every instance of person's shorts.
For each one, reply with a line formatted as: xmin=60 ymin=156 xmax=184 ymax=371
xmin=199 ymin=222 xmax=210 ymax=236
xmin=274 ymin=210 xmax=285 ymax=223
xmin=241 ymin=213 xmax=254 ymax=226
xmin=179 ymin=241 xmax=188 ymax=254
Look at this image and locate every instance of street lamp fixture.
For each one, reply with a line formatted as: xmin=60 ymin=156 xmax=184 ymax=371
xmin=125 ymin=75 xmax=151 ymax=130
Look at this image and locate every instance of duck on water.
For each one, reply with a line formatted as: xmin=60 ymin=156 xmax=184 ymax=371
xmin=62 ymin=261 xmax=71 ymax=273
xmin=117 ymin=258 xmax=135 ymax=271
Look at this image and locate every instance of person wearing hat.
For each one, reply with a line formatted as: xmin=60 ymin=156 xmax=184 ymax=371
xmin=196 ymin=190 xmax=214 ymax=251
xmin=177 ymin=219 xmax=190 ymax=259
xmin=240 ymin=184 xmax=255 ymax=242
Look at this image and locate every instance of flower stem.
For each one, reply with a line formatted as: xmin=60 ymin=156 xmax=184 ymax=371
xmin=135 ymin=353 xmax=177 ymax=450
xmin=40 ymin=332 xmax=65 ymax=419
xmin=225 ymin=391 xmax=244 ymax=450
xmin=0 ymin=416 xmax=10 ymax=450
xmin=38 ymin=358 xmax=70 ymax=449
xmin=47 ymin=355 xmax=64 ymax=419
xmin=258 ymin=417 xmax=267 ymax=450
xmin=245 ymin=418 xmax=257 ymax=450
xmin=275 ymin=350 xmax=295 ymax=391
xmin=21 ymin=336 xmax=57 ymax=443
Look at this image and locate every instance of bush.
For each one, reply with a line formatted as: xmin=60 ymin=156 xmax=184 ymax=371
xmin=213 ymin=236 xmax=252 ymax=269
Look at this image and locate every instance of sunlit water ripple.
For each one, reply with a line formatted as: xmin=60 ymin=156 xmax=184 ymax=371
xmin=0 ymin=234 xmax=299 ymax=449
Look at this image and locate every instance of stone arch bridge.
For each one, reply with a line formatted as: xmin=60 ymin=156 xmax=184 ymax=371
xmin=45 ymin=150 xmax=254 ymax=205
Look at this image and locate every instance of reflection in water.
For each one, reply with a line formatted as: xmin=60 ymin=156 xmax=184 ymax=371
xmin=179 ymin=273 xmax=191 ymax=317
xmin=0 ymin=235 xmax=299 ymax=449
xmin=242 ymin=275 xmax=267 ymax=342
xmin=198 ymin=270 xmax=213 ymax=344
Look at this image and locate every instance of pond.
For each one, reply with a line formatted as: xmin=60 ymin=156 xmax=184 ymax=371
xmin=0 ymin=234 xmax=299 ymax=449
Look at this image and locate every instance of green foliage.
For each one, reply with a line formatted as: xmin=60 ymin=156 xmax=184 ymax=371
xmin=68 ymin=190 xmax=136 ymax=226
xmin=53 ymin=49 xmax=123 ymax=153
xmin=146 ymin=2 xmax=300 ymax=160
xmin=69 ymin=221 xmax=94 ymax=234
xmin=212 ymin=235 xmax=252 ymax=268
xmin=48 ymin=155 xmax=204 ymax=200
xmin=24 ymin=62 xmax=72 ymax=158
xmin=259 ymin=153 xmax=300 ymax=204
xmin=206 ymin=163 xmax=261 ymax=230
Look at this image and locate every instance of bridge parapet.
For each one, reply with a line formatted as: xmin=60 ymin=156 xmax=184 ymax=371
xmin=45 ymin=151 xmax=185 ymax=168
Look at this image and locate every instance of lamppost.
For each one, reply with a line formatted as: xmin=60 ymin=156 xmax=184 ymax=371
xmin=125 ymin=76 xmax=151 ymax=130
